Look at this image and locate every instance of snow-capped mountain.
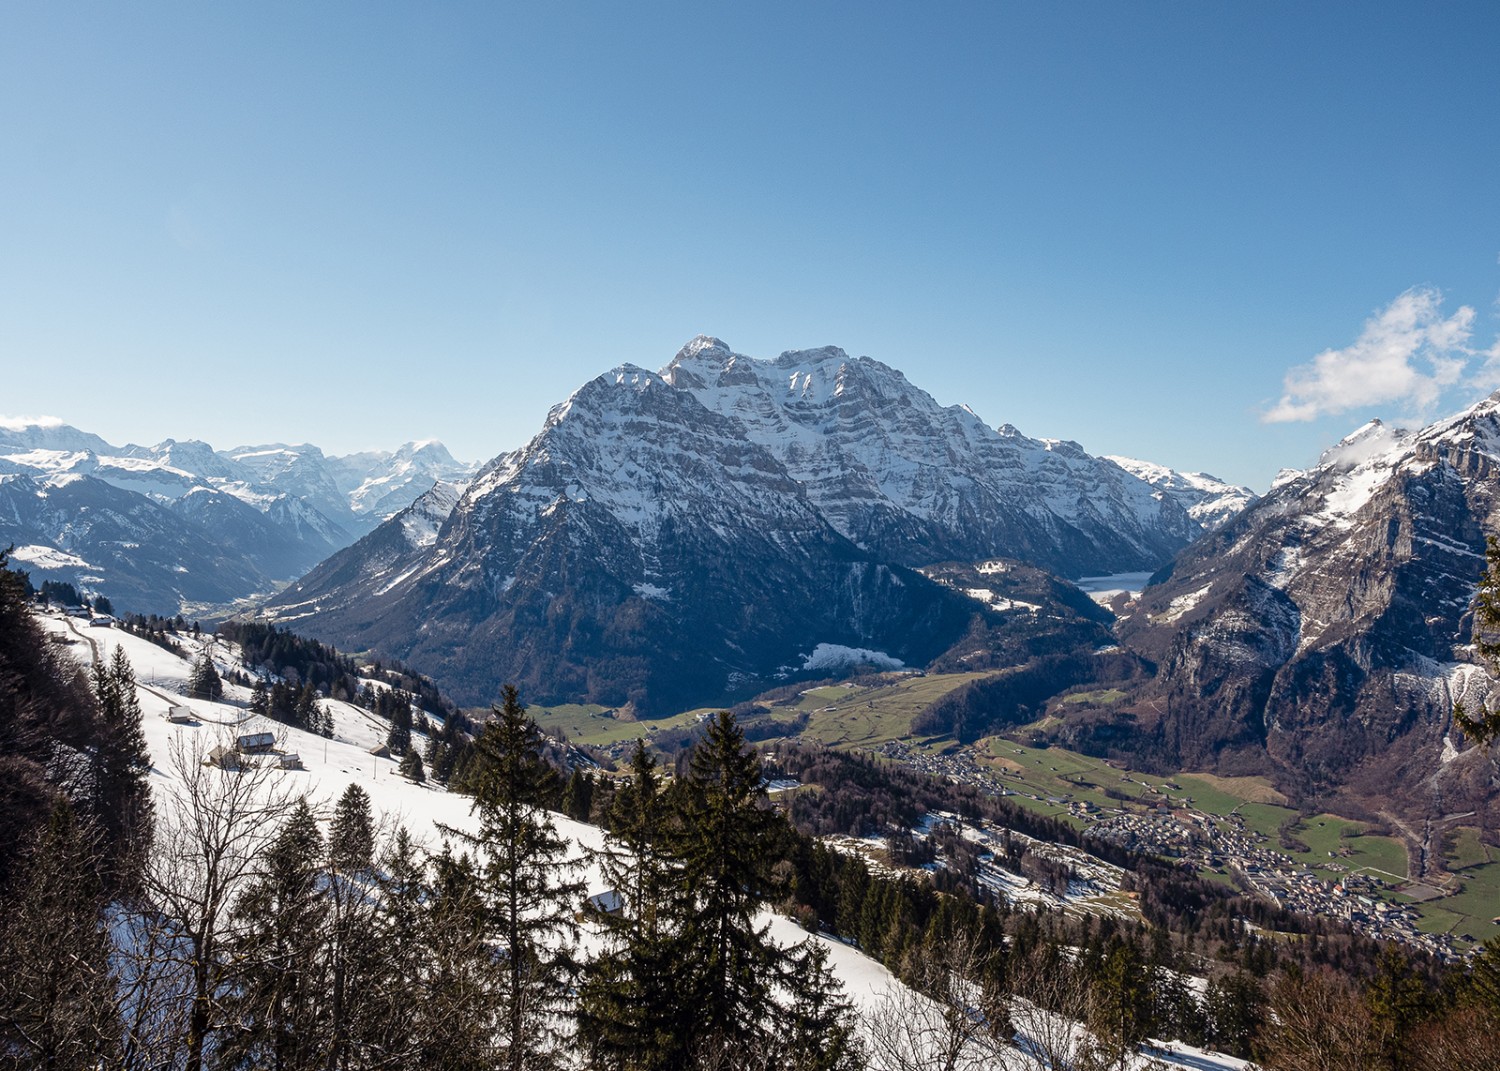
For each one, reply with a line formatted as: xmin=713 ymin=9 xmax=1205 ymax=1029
xmin=271 ymin=364 xmax=976 ymax=712
xmin=269 ymin=337 xmax=1212 ymax=712
xmin=1104 ymin=456 xmax=1258 ymax=532
xmin=1116 ymin=391 xmax=1500 ymax=813
xmin=0 ymin=419 xmax=476 ymax=613
xmin=664 ymin=337 xmax=1199 ymax=574
xmin=0 ymin=472 xmax=269 ymax=612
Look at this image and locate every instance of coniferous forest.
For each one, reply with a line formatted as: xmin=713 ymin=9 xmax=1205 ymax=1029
xmin=5 ymin=552 xmax=1500 ymax=1070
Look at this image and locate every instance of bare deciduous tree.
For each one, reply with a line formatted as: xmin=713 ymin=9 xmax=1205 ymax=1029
xmin=1256 ymin=969 xmax=1383 ymax=1071
xmin=865 ymin=932 xmax=1015 ymax=1071
xmin=116 ymin=733 xmax=296 ymax=1071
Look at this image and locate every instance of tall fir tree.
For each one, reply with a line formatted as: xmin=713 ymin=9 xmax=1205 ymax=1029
xmin=186 ymin=651 xmax=223 ymax=700
xmin=219 ymin=797 xmax=330 ymax=1071
xmin=444 ymin=684 xmax=583 ymax=1071
xmin=400 ymin=748 xmax=427 ymax=783
xmin=577 ymin=739 xmax=695 ymax=1070
xmin=674 ymin=710 xmax=786 ymax=1063
xmin=90 ymin=644 xmax=153 ymax=886
xmin=0 ymin=801 xmax=122 ymax=1067
xmin=386 ymin=690 xmax=414 ymax=754
xmin=325 ymin=784 xmax=384 ymax=1071
xmin=777 ymin=941 xmax=865 ymax=1071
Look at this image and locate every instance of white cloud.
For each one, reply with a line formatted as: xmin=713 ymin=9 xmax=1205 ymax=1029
xmin=0 ymin=414 xmax=65 ymax=431
xmin=1263 ymin=287 xmax=1477 ymax=423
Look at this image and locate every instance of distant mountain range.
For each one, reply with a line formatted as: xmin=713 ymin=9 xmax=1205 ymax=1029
xmin=1103 ymin=456 xmax=1257 ymax=532
xmin=267 ymin=337 xmax=1239 ymax=710
xmin=0 ymin=419 xmax=475 ymax=614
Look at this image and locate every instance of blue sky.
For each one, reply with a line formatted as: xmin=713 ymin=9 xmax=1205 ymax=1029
xmin=3 ymin=2 xmax=1497 ymax=489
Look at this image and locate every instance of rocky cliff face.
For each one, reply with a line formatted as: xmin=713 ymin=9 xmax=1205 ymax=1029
xmin=663 ymin=337 xmax=1200 ymax=574
xmin=272 ymin=365 xmax=975 ymax=711
xmin=1117 ymin=394 xmax=1500 ymax=809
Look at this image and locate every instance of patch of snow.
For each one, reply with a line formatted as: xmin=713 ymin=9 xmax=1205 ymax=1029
xmin=1155 ymin=584 xmax=1212 ymax=624
xmin=802 ymin=643 xmax=904 ymax=672
xmin=632 ymin=582 xmax=670 ymax=600
xmin=9 ymin=544 xmax=93 ymax=570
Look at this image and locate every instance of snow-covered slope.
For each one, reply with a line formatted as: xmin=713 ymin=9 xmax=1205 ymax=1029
xmin=35 ymin=609 xmax=1246 ymax=1071
xmin=1105 ymin=456 xmax=1258 ymax=532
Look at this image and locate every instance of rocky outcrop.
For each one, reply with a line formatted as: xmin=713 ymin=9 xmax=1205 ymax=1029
xmin=1118 ymin=394 xmax=1500 ymax=808
xmin=664 ymin=337 xmax=1200 ymax=574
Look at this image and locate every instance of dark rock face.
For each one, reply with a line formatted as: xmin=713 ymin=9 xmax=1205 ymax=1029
xmin=1119 ymin=396 xmax=1500 ymax=807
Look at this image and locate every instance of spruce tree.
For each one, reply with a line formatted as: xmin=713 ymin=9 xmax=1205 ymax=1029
xmin=0 ymin=801 xmax=122 ymax=1067
xmin=326 ymin=785 xmax=383 ymax=1071
xmin=330 ymin=784 xmax=375 ymax=873
xmin=674 ymin=710 xmax=786 ymax=1062
xmin=577 ymin=739 xmax=695 ymax=1070
xmin=444 ymin=684 xmax=582 ymax=1071
xmin=187 ymin=651 xmax=223 ymax=701
xmin=219 ymin=797 xmax=330 ymax=1070
xmin=249 ymin=678 xmax=268 ymax=716
xmin=294 ymin=683 xmax=318 ymax=732
xmin=778 ymin=941 xmax=865 ymax=1071
xmin=400 ymin=748 xmax=427 ymax=783
xmin=386 ymin=690 xmax=414 ymax=754
xmin=90 ymin=645 xmax=154 ymax=885
xmin=561 ymin=768 xmax=593 ymax=821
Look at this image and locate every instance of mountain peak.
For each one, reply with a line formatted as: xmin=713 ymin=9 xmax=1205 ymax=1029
xmin=774 ymin=345 xmax=850 ymax=367
xmin=673 ymin=335 xmax=732 ymax=362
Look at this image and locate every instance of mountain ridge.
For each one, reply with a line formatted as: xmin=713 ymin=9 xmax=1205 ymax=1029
xmin=268 ymin=337 xmax=1225 ymax=711
xmin=0 ymin=419 xmax=476 ymax=614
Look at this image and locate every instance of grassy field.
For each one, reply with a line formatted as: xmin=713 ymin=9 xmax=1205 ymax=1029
xmin=527 ymin=702 xmax=709 ymax=748
xmin=1445 ymin=826 xmax=1492 ymax=871
xmin=1179 ymin=772 xmax=1288 ymax=805
xmin=527 ymin=678 xmax=1500 ymax=944
xmin=1434 ymin=862 xmax=1500 ymax=942
xmin=1058 ymin=688 xmax=1128 ymax=706
xmin=789 ymin=672 xmax=992 ymax=748
xmin=527 ymin=671 xmax=990 ymax=753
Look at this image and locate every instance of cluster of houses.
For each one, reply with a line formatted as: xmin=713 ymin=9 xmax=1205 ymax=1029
xmin=1088 ymin=807 xmax=1467 ymax=960
xmin=204 ymin=731 xmax=303 ymax=771
xmin=861 ymin=738 xmax=1483 ymax=960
